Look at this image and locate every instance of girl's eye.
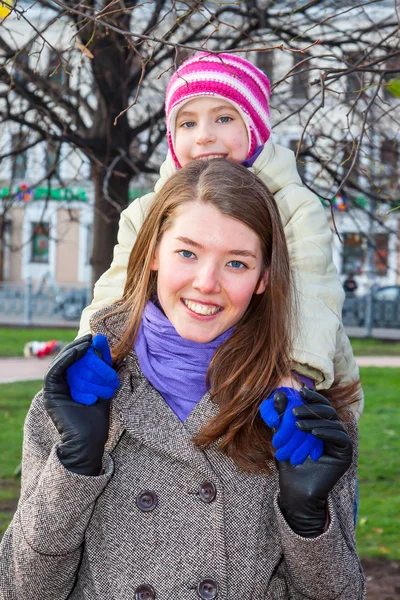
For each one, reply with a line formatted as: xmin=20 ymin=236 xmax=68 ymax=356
xmin=181 ymin=121 xmax=196 ymax=128
xmin=217 ymin=116 xmax=233 ymax=124
xmin=179 ymin=250 xmax=196 ymax=259
xmin=227 ymin=260 xmax=246 ymax=269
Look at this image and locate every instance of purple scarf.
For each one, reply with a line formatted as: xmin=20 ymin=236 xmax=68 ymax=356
xmin=134 ymin=301 xmax=233 ymax=422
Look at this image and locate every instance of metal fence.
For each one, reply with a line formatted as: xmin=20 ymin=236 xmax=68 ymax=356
xmin=342 ymin=294 xmax=400 ymax=330
xmin=0 ymin=281 xmax=399 ymax=335
xmin=0 ymin=280 xmax=91 ymax=326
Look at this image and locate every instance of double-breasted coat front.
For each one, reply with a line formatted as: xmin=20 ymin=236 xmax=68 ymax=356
xmin=0 ymin=310 xmax=365 ymax=599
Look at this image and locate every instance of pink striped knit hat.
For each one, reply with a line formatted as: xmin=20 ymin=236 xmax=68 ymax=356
xmin=165 ymin=52 xmax=272 ymax=167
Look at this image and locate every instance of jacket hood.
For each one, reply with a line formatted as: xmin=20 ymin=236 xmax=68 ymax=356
xmin=250 ymin=139 xmax=302 ymax=194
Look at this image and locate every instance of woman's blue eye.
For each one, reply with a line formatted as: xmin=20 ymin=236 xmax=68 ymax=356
xmin=181 ymin=121 xmax=196 ymax=128
xmin=179 ymin=250 xmax=196 ymax=259
xmin=217 ymin=116 xmax=233 ymax=124
xmin=228 ymin=260 xmax=246 ymax=269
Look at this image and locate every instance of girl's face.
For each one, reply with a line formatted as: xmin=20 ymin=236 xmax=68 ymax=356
xmin=151 ymin=202 xmax=268 ymax=343
xmin=174 ymin=97 xmax=249 ymax=167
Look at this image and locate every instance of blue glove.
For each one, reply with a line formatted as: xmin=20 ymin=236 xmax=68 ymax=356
xmin=66 ymin=334 xmax=119 ymax=405
xmin=259 ymin=387 xmax=323 ymax=466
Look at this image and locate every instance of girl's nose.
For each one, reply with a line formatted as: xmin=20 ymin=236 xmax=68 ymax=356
xmin=196 ymin=124 xmax=216 ymax=146
xmin=193 ymin=265 xmax=221 ymax=295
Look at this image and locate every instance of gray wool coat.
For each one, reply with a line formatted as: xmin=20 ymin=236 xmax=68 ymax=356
xmin=0 ymin=309 xmax=366 ymax=600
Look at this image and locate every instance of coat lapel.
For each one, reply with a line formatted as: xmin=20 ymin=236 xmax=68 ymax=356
xmin=109 ymin=351 xmax=217 ymax=478
xmin=92 ymin=306 xmax=222 ymax=478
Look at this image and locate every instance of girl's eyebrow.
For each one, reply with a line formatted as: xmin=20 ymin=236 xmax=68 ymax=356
xmin=177 ymin=105 xmax=239 ymax=119
xmin=210 ymin=104 xmax=240 ymax=114
xmin=177 ymin=110 xmax=196 ymax=119
xmin=175 ymin=236 xmax=257 ymax=259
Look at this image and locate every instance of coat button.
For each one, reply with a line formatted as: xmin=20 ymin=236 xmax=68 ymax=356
xmin=135 ymin=584 xmax=156 ymax=600
xmin=197 ymin=578 xmax=219 ymax=599
xmin=136 ymin=490 xmax=158 ymax=512
xmin=199 ymin=481 xmax=217 ymax=503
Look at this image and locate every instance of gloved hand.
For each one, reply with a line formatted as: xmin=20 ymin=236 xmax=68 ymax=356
xmin=67 ymin=334 xmax=119 ymax=405
xmin=43 ymin=334 xmax=111 ymax=476
xmin=275 ymin=387 xmax=353 ymax=538
xmin=259 ymin=387 xmax=323 ymax=465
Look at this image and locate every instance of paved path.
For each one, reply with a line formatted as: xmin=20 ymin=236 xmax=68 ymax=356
xmin=0 ymin=356 xmax=53 ymax=383
xmin=355 ymin=356 xmax=400 ymax=367
xmin=1 ymin=355 xmax=400 ymax=384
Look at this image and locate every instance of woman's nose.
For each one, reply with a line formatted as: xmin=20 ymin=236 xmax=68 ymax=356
xmin=193 ymin=265 xmax=221 ymax=294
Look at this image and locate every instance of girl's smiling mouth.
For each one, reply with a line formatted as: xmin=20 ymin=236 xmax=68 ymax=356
xmin=181 ymin=298 xmax=223 ymax=317
xmin=193 ymin=153 xmax=228 ymax=160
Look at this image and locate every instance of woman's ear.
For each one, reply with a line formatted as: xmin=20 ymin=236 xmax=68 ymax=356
xmin=254 ymin=268 xmax=269 ymax=295
xmin=150 ymin=247 xmax=159 ymax=271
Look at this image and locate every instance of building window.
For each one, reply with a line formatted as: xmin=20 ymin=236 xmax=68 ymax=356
xmin=11 ymin=132 xmax=28 ymax=181
xmin=13 ymin=49 xmax=29 ymax=82
xmin=373 ymin=233 xmax=389 ymax=276
xmin=289 ymin=139 xmax=306 ymax=180
xmin=342 ymin=231 xmax=389 ymax=276
xmin=292 ymin=53 xmax=308 ymax=99
xmin=345 ymin=51 xmax=365 ymax=100
xmin=46 ymin=140 xmax=61 ymax=178
xmin=31 ymin=222 xmax=50 ymax=264
xmin=341 ymin=141 xmax=359 ymax=189
xmin=47 ymin=50 xmax=68 ymax=87
xmin=342 ymin=232 xmax=366 ymax=275
xmin=256 ymin=51 xmax=273 ymax=81
xmin=380 ymin=139 xmax=398 ymax=189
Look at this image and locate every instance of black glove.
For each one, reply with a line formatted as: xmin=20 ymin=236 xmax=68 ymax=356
xmin=43 ymin=334 xmax=111 ymax=476
xmin=275 ymin=387 xmax=353 ymax=538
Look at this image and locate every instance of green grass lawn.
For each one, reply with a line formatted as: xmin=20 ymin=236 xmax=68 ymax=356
xmin=1 ymin=327 xmax=400 ymax=358
xmin=350 ymin=338 xmax=400 ymax=356
xmin=0 ymin=370 xmax=399 ymax=561
xmin=0 ymin=328 xmax=77 ymax=357
xmin=0 ymin=381 xmax=42 ymax=536
xmin=356 ymin=368 xmax=400 ymax=559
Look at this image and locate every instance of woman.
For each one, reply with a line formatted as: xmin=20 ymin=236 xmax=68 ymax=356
xmin=0 ymin=159 xmax=365 ymax=599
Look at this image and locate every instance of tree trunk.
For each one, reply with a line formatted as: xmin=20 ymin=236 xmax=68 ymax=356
xmin=90 ymin=163 xmax=132 ymax=289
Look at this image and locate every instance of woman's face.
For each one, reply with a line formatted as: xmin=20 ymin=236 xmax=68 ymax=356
xmin=151 ymin=201 xmax=268 ymax=343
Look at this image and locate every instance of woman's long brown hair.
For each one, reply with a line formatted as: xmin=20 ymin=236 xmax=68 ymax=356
xmin=100 ymin=159 xmax=360 ymax=472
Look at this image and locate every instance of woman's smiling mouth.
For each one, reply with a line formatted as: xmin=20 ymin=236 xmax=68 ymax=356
xmin=182 ymin=298 xmax=223 ymax=316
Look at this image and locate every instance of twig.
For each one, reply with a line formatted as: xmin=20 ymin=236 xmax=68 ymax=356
xmin=102 ymin=151 xmax=127 ymax=212
xmin=333 ymin=74 xmax=384 ymax=201
xmin=113 ymin=56 xmax=147 ymax=125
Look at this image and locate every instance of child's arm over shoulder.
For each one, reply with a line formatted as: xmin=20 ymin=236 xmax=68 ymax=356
xmin=77 ymin=155 xmax=177 ymax=337
xmin=252 ymin=143 xmax=360 ymax=402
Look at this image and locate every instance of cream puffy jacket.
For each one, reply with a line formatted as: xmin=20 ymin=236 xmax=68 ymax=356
xmin=78 ymin=140 xmax=363 ymax=419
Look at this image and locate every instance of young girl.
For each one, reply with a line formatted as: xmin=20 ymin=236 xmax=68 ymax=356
xmin=0 ymin=160 xmax=365 ymax=598
xmin=73 ymin=51 xmax=363 ymax=420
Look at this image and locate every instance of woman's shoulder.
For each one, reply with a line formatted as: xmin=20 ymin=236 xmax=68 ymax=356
xmin=89 ymin=303 xmax=131 ymax=346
